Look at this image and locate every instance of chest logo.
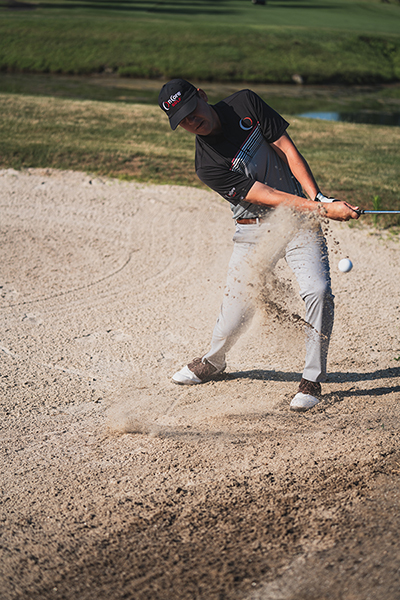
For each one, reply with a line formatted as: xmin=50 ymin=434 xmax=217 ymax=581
xmin=239 ymin=117 xmax=253 ymax=131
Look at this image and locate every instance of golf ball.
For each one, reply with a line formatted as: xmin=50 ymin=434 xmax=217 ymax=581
xmin=338 ymin=258 xmax=353 ymax=273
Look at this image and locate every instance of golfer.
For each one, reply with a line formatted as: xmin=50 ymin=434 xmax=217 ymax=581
xmin=159 ymin=79 xmax=360 ymax=411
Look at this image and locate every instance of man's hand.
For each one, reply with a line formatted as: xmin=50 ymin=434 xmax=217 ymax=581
xmin=323 ymin=201 xmax=360 ymax=221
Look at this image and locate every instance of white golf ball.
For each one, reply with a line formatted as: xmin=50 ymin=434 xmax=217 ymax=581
xmin=338 ymin=258 xmax=353 ymax=273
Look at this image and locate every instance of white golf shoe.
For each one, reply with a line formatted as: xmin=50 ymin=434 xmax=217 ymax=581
xmin=290 ymin=378 xmax=321 ymax=412
xmin=290 ymin=392 xmax=320 ymax=411
xmin=172 ymin=357 xmax=225 ymax=385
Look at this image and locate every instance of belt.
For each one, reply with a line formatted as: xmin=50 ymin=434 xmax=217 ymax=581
xmin=236 ymin=217 xmax=264 ymax=224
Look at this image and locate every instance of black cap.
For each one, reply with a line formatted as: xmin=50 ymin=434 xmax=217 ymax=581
xmin=158 ymin=79 xmax=198 ymax=130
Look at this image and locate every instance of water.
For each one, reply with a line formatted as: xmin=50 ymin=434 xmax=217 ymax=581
xmin=298 ymin=111 xmax=400 ymax=127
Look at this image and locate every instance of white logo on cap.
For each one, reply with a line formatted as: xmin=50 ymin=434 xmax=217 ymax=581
xmin=163 ymin=91 xmax=182 ymax=111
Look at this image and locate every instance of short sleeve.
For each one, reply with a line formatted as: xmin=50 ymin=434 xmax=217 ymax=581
xmin=245 ymin=90 xmax=289 ymax=142
xmin=196 ymin=164 xmax=255 ymax=205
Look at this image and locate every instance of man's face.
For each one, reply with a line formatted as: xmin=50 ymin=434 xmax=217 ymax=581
xmin=179 ymin=89 xmax=221 ymax=136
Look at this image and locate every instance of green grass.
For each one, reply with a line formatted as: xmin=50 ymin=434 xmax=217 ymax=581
xmin=1 ymin=0 xmax=400 ymax=84
xmin=2 ymin=0 xmax=400 ymax=32
xmin=0 ymin=92 xmax=398 ymax=226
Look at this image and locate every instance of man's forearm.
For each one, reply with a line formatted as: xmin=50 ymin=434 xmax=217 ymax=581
xmin=245 ymin=181 xmax=360 ymax=222
xmin=245 ymin=133 xmax=359 ymax=221
xmin=245 ymin=181 xmax=318 ymax=212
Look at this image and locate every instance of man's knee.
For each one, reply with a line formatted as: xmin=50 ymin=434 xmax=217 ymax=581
xmin=302 ymin=280 xmax=334 ymax=308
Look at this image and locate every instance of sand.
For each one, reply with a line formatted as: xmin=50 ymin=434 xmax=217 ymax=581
xmin=1 ymin=168 xmax=399 ymax=600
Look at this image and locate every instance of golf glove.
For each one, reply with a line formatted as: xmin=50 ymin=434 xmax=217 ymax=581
xmin=315 ymin=192 xmax=338 ymax=203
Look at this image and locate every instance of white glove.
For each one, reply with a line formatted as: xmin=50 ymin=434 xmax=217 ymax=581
xmin=315 ymin=192 xmax=338 ymax=203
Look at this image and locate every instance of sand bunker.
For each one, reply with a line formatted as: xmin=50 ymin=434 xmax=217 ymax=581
xmin=1 ymin=168 xmax=399 ymax=600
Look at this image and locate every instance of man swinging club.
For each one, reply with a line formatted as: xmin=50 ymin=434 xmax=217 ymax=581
xmin=159 ymin=79 xmax=360 ymax=411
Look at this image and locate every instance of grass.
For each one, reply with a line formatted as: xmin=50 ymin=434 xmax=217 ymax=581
xmin=1 ymin=0 xmax=400 ymax=84
xmin=0 ymin=93 xmax=197 ymax=186
xmin=2 ymin=0 xmax=399 ymax=32
xmin=372 ymin=195 xmax=382 ymax=226
xmin=0 ymin=92 xmax=398 ymax=226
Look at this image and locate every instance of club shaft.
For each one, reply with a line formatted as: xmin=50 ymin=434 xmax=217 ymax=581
xmin=359 ymin=210 xmax=400 ymax=214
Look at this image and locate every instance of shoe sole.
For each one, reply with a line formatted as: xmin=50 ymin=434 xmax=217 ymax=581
xmin=171 ymin=377 xmax=201 ymax=385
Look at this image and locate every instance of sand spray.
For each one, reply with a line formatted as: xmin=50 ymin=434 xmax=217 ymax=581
xmin=107 ymin=207 xmax=324 ymax=435
xmin=248 ymin=205 xmax=318 ymax=332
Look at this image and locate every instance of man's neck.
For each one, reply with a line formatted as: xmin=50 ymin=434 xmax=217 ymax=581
xmin=207 ymin=106 xmax=222 ymax=136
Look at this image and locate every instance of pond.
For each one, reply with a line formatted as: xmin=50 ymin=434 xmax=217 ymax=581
xmin=298 ymin=111 xmax=400 ymax=127
xmin=1 ymin=73 xmax=399 ymax=128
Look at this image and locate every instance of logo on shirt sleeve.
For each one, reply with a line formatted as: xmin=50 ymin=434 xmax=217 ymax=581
xmin=239 ymin=117 xmax=253 ymax=131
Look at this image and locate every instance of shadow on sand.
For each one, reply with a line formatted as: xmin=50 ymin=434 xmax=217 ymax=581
xmin=222 ymin=366 xmax=400 ymax=385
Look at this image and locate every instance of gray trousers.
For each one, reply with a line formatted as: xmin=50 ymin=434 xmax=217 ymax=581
xmin=203 ymin=222 xmax=334 ymax=382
